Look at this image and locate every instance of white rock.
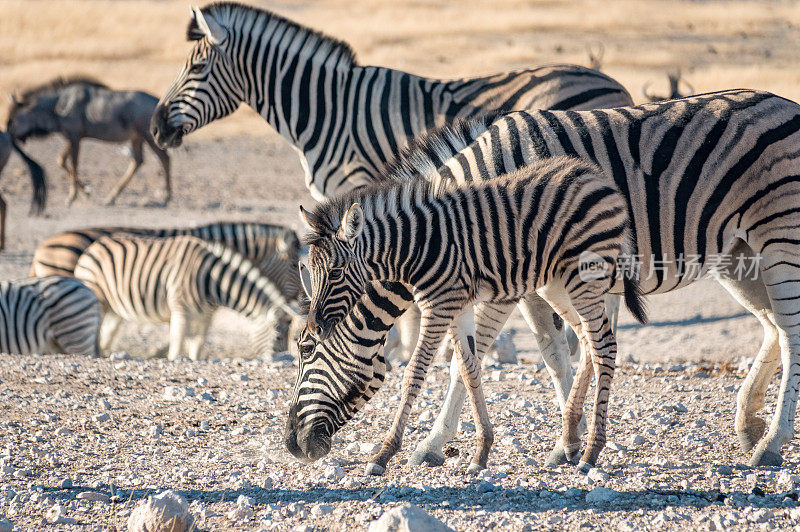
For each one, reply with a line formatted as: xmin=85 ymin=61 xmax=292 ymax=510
xmin=232 ymin=373 xmax=250 ymax=382
xmin=55 ymin=427 xmax=73 ymax=437
xmin=323 ymin=466 xmax=345 ymax=481
xmin=46 ymin=504 xmax=76 ymax=525
xmin=419 ymin=410 xmax=435 ymax=422
xmin=368 ymin=503 xmax=453 ymax=532
xmin=587 ymin=468 xmax=609 ymax=483
xmin=586 ymin=486 xmax=618 ymax=504
xmin=311 ymin=503 xmax=333 ymax=517
xmin=346 ymin=442 xmax=360 ymax=455
xmin=778 ymin=471 xmax=800 ymax=489
xmin=227 ymin=504 xmax=254 ymax=521
xmin=98 ymin=398 xmax=111 ymax=410
xmin=236 ymin=495 xmax=254 ymax=507
xmin=128 ymin=490 xmax=195 ymax=532
xmin=164 ymin=386 xmax=195 ymax=400
xmin=150 ymin=424 xmax=163 ymax=438
xmin=360 ymin=442 xmax=380 ymax=455
xmin=109 ymin=351 xmax=131 ymax=361
xmin=77 ymin=491 xmax=109 ymax=502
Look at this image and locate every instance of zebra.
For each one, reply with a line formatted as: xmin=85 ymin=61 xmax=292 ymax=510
xmin=74 ymin=235 xmax=299 ymax=360
xmin=291 ymin=89 xmax=800 ymax=472
xmin=150 ymin=0 xmax=633 ymax=364
xmin=29 ymin=221 xmax=302 ymax=301
xmin=293 ymin=156 xmax=646 ymax=474
xmin=0 ymin=276 xmax=101 ymax=356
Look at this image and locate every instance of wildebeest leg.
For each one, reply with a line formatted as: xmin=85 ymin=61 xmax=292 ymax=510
xmin=65 ymin=139 xmax=88 ymax=206
xmin=144 ymin=134 xmax=171 ymax=204
xmin=0 ymin=191 xmax=6 ymax=251
xmin=104 ymin=136 xmax=144 ymax=205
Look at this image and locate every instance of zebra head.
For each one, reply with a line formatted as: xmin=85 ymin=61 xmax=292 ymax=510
xmin=285 ymin=309 xmax=389 ymax=463
xmin=152 ymin=6 xmax=244 ymax=148
xmin=299 ymin=204 xmax=368 ymax=340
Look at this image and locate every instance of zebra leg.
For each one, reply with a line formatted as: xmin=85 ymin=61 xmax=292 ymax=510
xmin=186 ymin=313 xmax=213 ymax=361
xmin=388 ymin=304 xmax=422 ymax=362
xmin=449 ymin=308 xmax=494 ymax=472
xmin=98 ymin=313 xmax=124 ymax=354
xmin=365 ymin=307 xmax=455 ymax=476
xmin=409 ymin=302 xmax=515 ymax=467
xmin=517 ymin=293 xmax=586 ymax=437
xmin=748 ymin=257 xmax=800 ymax=467
xmin=105 ymin=136 xmax=144 ymax=205
xmin=0 ymin=192 xmax=5 ymax=251
xmin=167 ymin=311 xmax=189 ymax=361
xmin=565 ymin=294 xmax=619 ymax=359
xmin=717 ymin=274 xmax=780 ymax=452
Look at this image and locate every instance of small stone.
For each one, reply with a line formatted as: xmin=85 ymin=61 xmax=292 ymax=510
xmin=476 ymin=480 xmax=497 ymax=493
xmin=227 ymin=504 xmax=254 ymax=522
xmin=109 ymin=351 xmax=131 ymax=361
xmin=61 ymin=478 xmax=73 ymax=489
xmin=93 ymin=412 xmax=111 ymax=423
xmin=263 ymin=477 xmax=274 ymax=490
xmin=77 ymin=491 xmax=110 ymax=503
xmin=236 ymin=494 xmax=254 ymax=507
xmin=587 ymin=468 xmax=609 ymax=483
xmin=200 ymin=421 xmax=210 ymax=431
xmin=586 ymin=486 xmax=618 ymax=503
xmin=150 ymin=423 xmax=163 ymax=437
xmin=197 ymin=377 xmax=208 ymax=386
xmin=490 ymin=370 xmax=503 ymax=382
xmin=46 ymin=504 xmax=77 ymax=525
xmin=232 ymin=373 xmax=250 ymax=382
xmin=98 ymin=398 xmax=111 ymax=410
xmin=749 ymin=509 xmax=773 ymax=523
xmin=55 ymin=427 xmax=73 ymax=437
xmin=311 ymin=503 xmax=333 ymax=516
xmin=630 ymin=435 xmax=645 ymax=446
xmin=778 ymin=471 xmax=800 ymax=489
xmin=346 ymin=442 xmax=360 ymax=455
xmin=323 ymin=466 xmax=345 ymax=481
xmin=360 ymin=442 xmax=380 ymax=455
xmin=164 ymin=386 xmax=195 ymax=400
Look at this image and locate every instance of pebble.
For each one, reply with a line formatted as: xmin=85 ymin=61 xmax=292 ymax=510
xmin=93 ymin=412 xmax=111 ymax=423
xmin=232 ymin=373 xmax=250 ymax=382
xmin=55 ymin=427 xmax=73 ymax=437
xmin=587 ymin=468 xmax=609 ymax=483
xmin=323 ymin=466 xmax=345 ymax=482
xmin=98 ymin=398 xmax=111 ymax=410
xmin=149 ymin=424 xmax=163 ymax=437
xmin=311 ymin=503 xmax=333 ymax=516
xmin=108 ymin=351 xmax=131 ymax=361
xmin=60 ymin=478 xmax=73 ymax=489
xmin=630 ymin=434 xmax=645 ymax=446
xmin=476 ymin=481 xmax=497 ymax=493
xmin=77 ymin=491 xmax=110 ymax=503
xmin=586 ymin=487 xmax=618 ymax=504
xmin=164 ymin=386 xmax=195 ymax=400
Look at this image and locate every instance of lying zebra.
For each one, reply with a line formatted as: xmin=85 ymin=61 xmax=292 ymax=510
xmin=74 ymin=235 xmax=298 ymax=360
xmin=294 ymin=156 xmax=646 ymax=473
xmin=0 ymin=277 xmax=101 ymax=356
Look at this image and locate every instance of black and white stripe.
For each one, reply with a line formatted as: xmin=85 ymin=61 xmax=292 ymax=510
xmin=30 ymin=221 xmax=301 ymax=303
xmin=151 ymin=2 xmax=633 ymax=200
xmin=291 ymin=89 xmax=800 ymax=472
xmin=291 ymin=156 xmax=646 ymax=473
xmin=0 ymin=276 xmax=101 ymax=356
xmin=74 ymin=234 xmax=297 ymax=360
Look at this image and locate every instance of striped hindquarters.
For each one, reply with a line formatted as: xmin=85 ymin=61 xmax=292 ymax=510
xmin=0 ymin=276 xmax=101 ymax=355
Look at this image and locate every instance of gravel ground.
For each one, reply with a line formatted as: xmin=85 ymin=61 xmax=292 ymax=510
xmin=0 ymin=354 xmax=798 ymax=531
xmin=1 ymin=136 xmax=799 ymax=530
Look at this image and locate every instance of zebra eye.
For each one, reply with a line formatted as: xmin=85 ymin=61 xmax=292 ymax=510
xmin=298 ymin=341 xmax=315 ymax=357
xmin=329 ymin=268 xmax=343 ymax=281
xmin=189 ymin=63 xmax=206 ymax=74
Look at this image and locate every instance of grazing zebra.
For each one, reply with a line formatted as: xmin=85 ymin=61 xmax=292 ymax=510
xmin=7 ymin=76 xmax=170 ymax=206
xmin=74 ymin=235 xmax=298 ymax=360
xmin=150 ymin=1 xmax=632 ymax=365
xmin=0 ymin=277 xmax=101 ymax=356
xmin=29 ymin=221 xmax=302 ymax=303
xmin=294 ymin=156 xmax=646 ymax=474
xmin=292 ymin=89 xmax=800 ymax=472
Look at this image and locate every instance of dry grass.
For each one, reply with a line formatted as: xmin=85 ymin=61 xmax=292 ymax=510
xmin=3 ymin=0 xmax=800 ymax=137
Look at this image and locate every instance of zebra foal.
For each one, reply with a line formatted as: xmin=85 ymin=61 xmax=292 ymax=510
xmin=74 ymin=235 xmax=298 ymax=360
xmin=294 ymin=156 xmax=646 ymax=473
xmin=0 ymin=277 xmax=101 ymax=356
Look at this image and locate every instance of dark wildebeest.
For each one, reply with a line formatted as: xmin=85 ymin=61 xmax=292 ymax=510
xmin=7 ymin=77 xmax=171 ymax=206
xmin=0 ymin=130 xmax=46 ymax=251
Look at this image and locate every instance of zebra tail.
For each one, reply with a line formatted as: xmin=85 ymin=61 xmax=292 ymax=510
xmin=10 ymin=139 xmax=46 ymax=215
xmin=622 ymin=275 xmax=648 ymax=325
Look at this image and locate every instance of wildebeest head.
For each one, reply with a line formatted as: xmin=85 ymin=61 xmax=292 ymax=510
xmin=151 ymin=6 xmax=244 ymax=149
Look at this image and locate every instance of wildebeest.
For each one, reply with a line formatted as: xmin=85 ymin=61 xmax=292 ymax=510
xmin=7 ymin=76 xmax=171 ymax=206
xmin=0 ymin=130 xmax=46 ymax=251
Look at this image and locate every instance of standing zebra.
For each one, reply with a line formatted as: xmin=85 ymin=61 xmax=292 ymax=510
xmin=74 ymin=235 xmax=298 ymax=360
xmin=0 ymin=277 xmax=101 ymax=356
xmin=291 ymin=157 xmax=646 ymax=473
xmin=150 ymin=2 xmax=633 ymax=360
xmin=292 ymin=90 xmax=800 ymax=471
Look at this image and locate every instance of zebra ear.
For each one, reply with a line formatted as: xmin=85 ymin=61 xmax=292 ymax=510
xmin=338 ymin=203 xmax=364 ymax=243
xmin=192 ymin=6 xmax=228 ymax=45
xmin=299 ymin=262 xmax=312 ymax=298
xmin=299 ymin=206 xmax=315 ymax=231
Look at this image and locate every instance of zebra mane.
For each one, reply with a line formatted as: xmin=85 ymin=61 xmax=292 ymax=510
xmin=381 ymin=112 xmax=503 ymax=182
xmin=188 ymin=2 xmax=357 ymax=67
xmin=12 ymin=76 xmax=108 ymax=108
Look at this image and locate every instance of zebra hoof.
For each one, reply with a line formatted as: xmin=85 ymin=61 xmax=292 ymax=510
xmin=576 ymin=460 xmax=593 ymax=474
xmin=737 ymin=419 xmax=766 ymax=453
xmin=545 ymin=447 xmax=569 ymax=467
xmin=466 ymin=463 xmax=485 ymax=475
xmin=364 ymin=462 xmax=386 ymax=476
xmin=749 ymin=448 xmax=782 ymax=468
xmin=408 ymin=449 xmax=445 ymax=467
